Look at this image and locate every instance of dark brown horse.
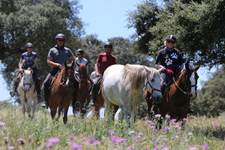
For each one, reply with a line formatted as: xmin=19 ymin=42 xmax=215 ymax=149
xmin=90 ymin=72 xmax=119 ymax=119
xmin=73 ymin=63 xmax=91 ymax=116
xmin=146 ymin=61 xmax=200 ymax=122
xmin=48 ymin=61 xmax=75 ymax=124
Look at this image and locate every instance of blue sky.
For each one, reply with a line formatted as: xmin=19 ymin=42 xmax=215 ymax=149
xmin=79 ymin=0 xmax=138 ymax=42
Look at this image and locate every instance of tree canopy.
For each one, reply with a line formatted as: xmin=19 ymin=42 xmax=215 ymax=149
xmin=127 ymin=0 xmax=225 ymax=67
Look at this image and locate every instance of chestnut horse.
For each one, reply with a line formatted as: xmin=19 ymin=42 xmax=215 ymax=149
xmin=48 ymin=61 xmax=75 ymax=124
xmin=74 ymin=63 xmax=91 ymax=116
xmin=146 ymin=61 xmax=200 ymax=123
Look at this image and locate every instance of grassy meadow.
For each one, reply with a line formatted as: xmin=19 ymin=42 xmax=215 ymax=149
xmin=0 ymin=102 xmax=225 ymax=150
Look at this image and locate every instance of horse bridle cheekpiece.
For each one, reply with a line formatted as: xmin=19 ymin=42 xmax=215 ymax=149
xmin=22 ymin=70 xmax=33 ymax=91
xmin=144 ymin=67 xmax=161 ymax=96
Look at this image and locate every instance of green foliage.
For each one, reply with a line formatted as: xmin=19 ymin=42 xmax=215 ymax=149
xmin=0 ymin=0 xmax=83 ymax=89
xmin=191 ymin=66 xmax=225 ymax=117
xmin=128 ymin=0 xmax=225 ymax=67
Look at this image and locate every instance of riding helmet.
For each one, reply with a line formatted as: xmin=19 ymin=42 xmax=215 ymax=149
xmin=55 ymin=33 xmax=65 ymax=40
xmin=25 ymin=43 xmax=33 ymax=48
xmin=166 ymin=35 xmax=176 ymax=42
xmin=104 ymin=42 xmax=113 ymax=48
xmin=76 ymin=49 xmax=84 ymax=55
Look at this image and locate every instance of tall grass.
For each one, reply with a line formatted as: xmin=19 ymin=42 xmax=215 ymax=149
xmin=0 ymin=104 xmax=224 ymax=150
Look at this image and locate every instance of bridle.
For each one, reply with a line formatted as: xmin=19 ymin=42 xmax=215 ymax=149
xmin=145 ymin=72 xmax=161 ymax=97
xmin=22 ymin=74 xmax=33 ymax=91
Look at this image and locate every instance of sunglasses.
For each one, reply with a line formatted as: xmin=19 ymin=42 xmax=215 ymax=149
xmin=58 ymin=39 xmax=64 ymax=42
xmin=167 ymin=41 xmax=175 ymax=44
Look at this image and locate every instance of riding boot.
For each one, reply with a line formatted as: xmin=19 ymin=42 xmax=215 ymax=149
xmin=72 ymin=81 xmax=79 ymax=110
xmin=35 ymin=81 xmax=42 ymax=101
xmin=42 ymin=84 xmax=49 ymax=109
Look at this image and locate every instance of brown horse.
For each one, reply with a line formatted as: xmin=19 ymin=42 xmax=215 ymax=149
xmin=146 ymin=61 xmax=200 ymax=122
xmin=74 ymin=63 xmax=91 ymax=116
xmin=48 ymin=61 xmax=75 ymax=124
xmin=90 ymin=72 xmax=119 ymax=119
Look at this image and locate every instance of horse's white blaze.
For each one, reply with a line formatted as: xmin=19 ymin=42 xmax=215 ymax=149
xmin=190 ymin=72 xmax=196 ymax=99
xmin=17 ymin=70 xmax=37 ymax=119
xmin=102 ymin=64 xmax=162 ymax=124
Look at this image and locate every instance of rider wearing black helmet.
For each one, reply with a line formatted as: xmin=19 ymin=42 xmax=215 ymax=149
xmin=10 ymin=43 xmax=42 ymax=99
xmin=155 ymin=34 xmax=184 ymax=88
xmin=75 ymin=49 xmax=88 ymax=75
xmin=41 ymin=33 xmax=77 ymax=108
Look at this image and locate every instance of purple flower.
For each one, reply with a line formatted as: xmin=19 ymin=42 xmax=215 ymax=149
xmin=88 ymin=137 xmax=95 ymax=144
xmin=8 ymin=146 xmax=14 ymax=150
xmin=202 ymin=143 xmax=208 ymax=150
xmin=189 ymin=147 xmax=197 ymax=150
xmin=127 ymin=145 xmax=134 ymax=150
xmin=188 ymin=132 xmax=193 ymax=136
xmin=174 ymin=135 xmax=179 ymax=138
xmin=213 ymin=123 xmax=220 ymax=128
xmin=129 ymin=130 xmax=135 ymax=134
xmin=138 ymin=132 xmax=143 ymax=136
xmin=152 ymin=148 xmax=159 ymax=150
xmin=145 ymin=120 xmax=149 ymax=125
xmin=154 ymin=129 xmax=158 ymax=132
xmin=108 ymin=129 xmax=115 ymax=135
xmin=183 ymin=118 xmax=187 ymax=121
xmin=162 ymin=148 xmax=169 ymax=150
xmin=0 ymin=121 xmax=6 ymax=126
xmin=47 ymin=138 xmax=60 ymax=144
xmin=155 ymin=114 xmax=161 ymax=118
xmin=46 ymin=138 xmax=60 ymax=148
xmin=110 ymin=136 xmax=120 ymax=143
xmin=93 ymin=141 xmax=100 ymax=146
xmin=132 ymin=135 xmax=141 ymax=141
xmin=70 ymin=143 xmax=82 ymax=150
xmin=17 ymin=138 xmax=25 ymax=145
xmin=163 ymin=126 xmax=170 ymax=131
xmin=165 ymin=114 xmax=170 ymax=118
xmin=70 ymin=135 xmax=76 ymax=141
xmin=170 ymin=119 xmax=176 ymax=124
xmin=120 ymin=138 xmax=128 ymax=142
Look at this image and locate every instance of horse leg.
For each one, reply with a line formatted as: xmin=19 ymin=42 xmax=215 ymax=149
xmin=118 ymin=107 xmax=124 ymax=122
xmin=123 ymin=104 xmax=131 ymax=126
xmin=104 ymin=99 xmax=113 ymax=122
xmin=63 ymin=103 xmax=70 ymax=124
xmin=56 ymin=103 xmax=64 ymax=121
xmin=31 ymin=97 xmax=37 ymax=120
xmin=21 ymin=99 xmax=26 ymax=117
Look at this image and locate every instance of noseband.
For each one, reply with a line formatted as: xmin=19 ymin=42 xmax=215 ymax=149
xmin=145 ymin=72 xmax=161 ymax=97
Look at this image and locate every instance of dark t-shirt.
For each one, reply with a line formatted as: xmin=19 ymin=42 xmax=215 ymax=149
xmin=47 ymin=45 xmax=73 ymax=65
xmin=155 ymin=47 xmax=184 ymax=67
xmin=20 ymin=52 xmax=37 ymax=68
xmin=97 ymin=53 xmax=116 ymax=74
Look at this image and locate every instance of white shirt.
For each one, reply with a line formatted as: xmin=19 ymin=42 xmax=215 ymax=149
xmin=75 ymin=58 xmax=88 ymax=72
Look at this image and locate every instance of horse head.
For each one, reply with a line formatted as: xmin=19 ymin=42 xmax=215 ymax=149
xmin=22 ymin=69 xmax=33 ymax=92
xmin=144 ymin=66 xmax=163 ymax=104
xmin=78 ymin=63 xmax=88 ymax=84
xmin=184 ymin=61 xmax=200 ymax=99
xmin=60 ymin=61 xmax=75 ymax=90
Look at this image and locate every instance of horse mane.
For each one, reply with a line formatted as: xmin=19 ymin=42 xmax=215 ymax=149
xmin=121 ymin=64 xmax=147 ymax=93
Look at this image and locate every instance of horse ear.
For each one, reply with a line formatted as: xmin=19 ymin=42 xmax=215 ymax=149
xmin=64 ymin=61 xmax=68 ymax=69
xmin=185 ymin=61 xmax=190 ymax=72
xmin=30 ymin=70 xmax=33 ymax=74
xmin=195 ymin=65 xmax=200 ymax=71
xmin=85 ymin=62 xmax=88 ymax=67
xmin=158 ymin=68 xmax=164 ymax=74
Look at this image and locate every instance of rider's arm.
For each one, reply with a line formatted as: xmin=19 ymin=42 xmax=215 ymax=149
xmin=31 ymin=60 xmax=37 ymax=69
xmin=47 ymin=57 xmax=62 ymax=69
xmin=19 ymin=60 xmax=23 ymax=70
xmin=95 ymin=62 xmax=100 ymax=77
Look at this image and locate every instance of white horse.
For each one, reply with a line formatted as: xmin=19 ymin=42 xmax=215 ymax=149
xmin=102 ymin=64 xmax=163 ymax=124
xmin=17 ymin=69 xmax=37 ymax=119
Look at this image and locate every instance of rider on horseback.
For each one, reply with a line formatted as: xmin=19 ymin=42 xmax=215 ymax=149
xmin=155 ymin=35 xmax=184 ymax=93
xmin=91 ymin=42 xmax=116 ymax=104
xmin=10 ymin=43 xmax=42 ymax=100
xmin=75 ymin=49 xmax=88 ymax=75
xmin=41 ymin=33 xmax=77 ymax=108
